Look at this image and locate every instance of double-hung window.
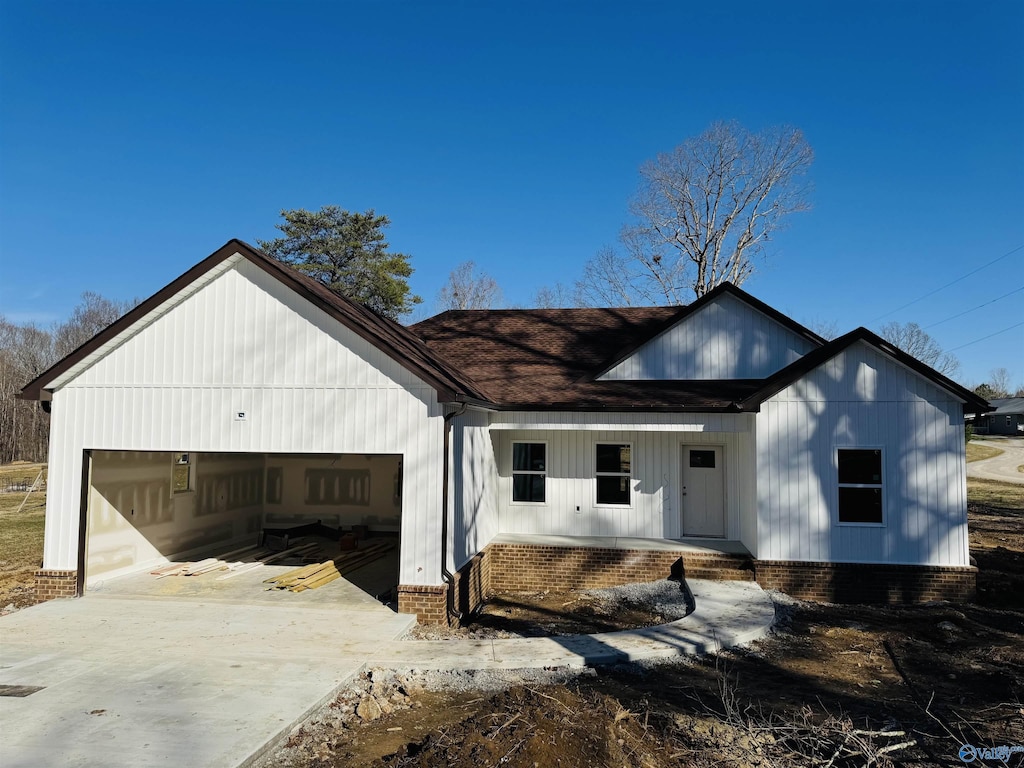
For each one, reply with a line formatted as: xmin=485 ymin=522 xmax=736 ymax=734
xmin=596 ymin=443 xmax=631 ymax=505
xmin=837 ymin=448 xmax=883 ymax=524
xmin=512 ymin=442 xmax=546 ymax=503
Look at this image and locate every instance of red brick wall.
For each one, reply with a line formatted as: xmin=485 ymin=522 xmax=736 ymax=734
xmin=453 ymin=551 xmax=490 ymax=617
xmin=34 ymin=569 xmax=78 ymax=600
xmin=754 ymin=561 xmax=977 ymax=603
xmin=486 ymin=543 xmax=752 ymax=592
xmin=397 ymin=584 xmax=449 ymax=626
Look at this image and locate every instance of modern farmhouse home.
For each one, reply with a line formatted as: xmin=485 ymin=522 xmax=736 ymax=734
xmin=20 ymin=240 xmax=990 ymax=623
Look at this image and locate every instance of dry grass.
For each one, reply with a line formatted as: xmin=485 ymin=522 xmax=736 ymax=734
xmin=0 ymin=463 xmax=47 ymax=608
xmin=967 ymin=476 xmax=1024 ymax=508
xmin=966 ymin=441 xmax=1004 ymax=463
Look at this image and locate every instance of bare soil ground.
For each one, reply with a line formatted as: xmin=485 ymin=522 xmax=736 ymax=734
xmin=263 ymin=479 xmax=1024 ymax=768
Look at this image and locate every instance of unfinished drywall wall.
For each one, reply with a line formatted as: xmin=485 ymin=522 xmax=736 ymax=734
xmin=263 ymin=454 xmax=402 ymax=532
xmin=86 ymin=450 xmax=264 ymax=583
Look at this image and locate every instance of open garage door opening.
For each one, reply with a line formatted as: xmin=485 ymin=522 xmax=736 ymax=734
xmin=83 ymin=450 xmax=403 ymax=605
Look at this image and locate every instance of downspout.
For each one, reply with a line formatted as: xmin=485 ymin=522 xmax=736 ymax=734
xmin=441 ymin=402 xmax=469 ymax=623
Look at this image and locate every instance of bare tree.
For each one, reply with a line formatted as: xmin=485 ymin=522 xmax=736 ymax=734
xmin=878 ymin=321 xmax=960 ymax=377
xmin=52 ymin=291 xmax=136 ymax=358
xmin=0 ymin=318 xmax=53 ymax=463
xmin=437 ymin=261 xmax=502 ymax=310
xmin=0 ymin=292 xmax=138 ymax=463
xmin=988 ymin=367 xmax=1013 ymax=398
xmin=582 ymin=120 xmax=813 ymax=304
xmin=534 ymin=282 xmax=583 ymax=309
xmin=805 ymin=317 xmax=840 ymax=341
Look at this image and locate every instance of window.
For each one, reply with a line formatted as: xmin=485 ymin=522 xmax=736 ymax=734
xmin=596 ymin=443 xmax=631 ymax=505
xmin=172 ymin=453 xmax=191 ymax=494
xmin=837 ymin=449 xmax=883 ymax=524
xmin=1008 ymin=416 xmax=1013 ymax=427
xmin=689 ymin=450 xmax=716 ymax=468
xmin=512 ymin=442 xmax=546 ymax=503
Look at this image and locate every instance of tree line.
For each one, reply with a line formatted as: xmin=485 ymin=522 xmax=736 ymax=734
xmin=0 ymin=293 xmax=136 ymax=462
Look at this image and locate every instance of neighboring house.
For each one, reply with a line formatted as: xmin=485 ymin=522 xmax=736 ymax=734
xmin=20 ymin=240 xmax=991 ymax=622
xmin=973 ymin=398 xmax=1024 ymax=436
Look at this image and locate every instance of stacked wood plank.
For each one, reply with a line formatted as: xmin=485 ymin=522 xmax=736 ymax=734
xmin=264 ymin=540 xmax=395 ymax=593
xmin=150 ymin=538 xmax=325 ymax=579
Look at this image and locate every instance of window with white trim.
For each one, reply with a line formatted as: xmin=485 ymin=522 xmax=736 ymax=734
xmin=596 ymin=443 xmax=631 ymax=505
xmin=512 ymin=442 xmax=546 ymax=503
xmin=837 ymin=448 xmax=883 ymax=524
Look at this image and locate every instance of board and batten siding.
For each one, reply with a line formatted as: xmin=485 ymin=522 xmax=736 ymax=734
xmin=449 ymin=408 xmax=499 ymax=571
xmin=493 ymin=429 xmax=756 ymax=546
xmin=42 ymin=256 xmax=446 ymax=586
xmin=755 ymin=341 xmax=969 ymax=567
xmin=600 ymin=292 xmax=816 ymax=380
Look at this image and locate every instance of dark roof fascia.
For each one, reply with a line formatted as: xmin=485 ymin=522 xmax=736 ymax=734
xmin=585 ymin=282 xmax=827 ymax=382
xmin=19 ymin=239 xmax=487 ymax=404
xmin=737 ymin=327 xmax=994 ymax=413
xmin=460 ymin=401 xmax=748 ymax=413
xmin=453 ymin=395 xmax=751 ymax=414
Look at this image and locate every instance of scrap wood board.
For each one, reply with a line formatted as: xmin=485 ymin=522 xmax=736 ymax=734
xmin=265 ymin=540 xmax=396 ymax=592
xmin=150 ymin=539 xmax=323 ymax=579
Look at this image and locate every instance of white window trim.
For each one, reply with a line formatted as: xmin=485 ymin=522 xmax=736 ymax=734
xmin=595 ymin=441 xmax=633 ymax=508
xmin=511 ymin=440 xmax=548 ymax=506
xmin=836 ymin=446 xmax=885 ymax=527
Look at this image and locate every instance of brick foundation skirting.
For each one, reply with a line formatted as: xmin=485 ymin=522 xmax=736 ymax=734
xmin=485 ymin=543 xmax=751 ymax=592
xmin=754 ymin=560 xmax=977 ymax=603
xmin=453 ymin=551 xmax=490 ymax=618
xmin=397 ymin=584 xmax=449 ymax=626
xmin=34 ymin=569 xmax=79 ymax=600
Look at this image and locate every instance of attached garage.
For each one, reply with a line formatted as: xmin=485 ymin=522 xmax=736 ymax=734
xmin=21 ymin=240 xmax=488 ymax=614
xmin=84 ymin=451 xmax=404 ymax=594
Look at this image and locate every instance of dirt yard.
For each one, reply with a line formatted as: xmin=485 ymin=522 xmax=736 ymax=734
xmin=262 ymin=478 xmax=1024 ymax=768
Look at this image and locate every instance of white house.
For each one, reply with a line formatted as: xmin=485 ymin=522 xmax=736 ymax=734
xmin=21 ymin=240 xmax=989 ymax=622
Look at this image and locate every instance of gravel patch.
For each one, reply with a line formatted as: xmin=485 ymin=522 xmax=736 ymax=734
xmin=583 ymin=578 xmax=692 ymax=620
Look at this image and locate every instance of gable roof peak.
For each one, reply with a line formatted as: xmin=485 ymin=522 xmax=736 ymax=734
xmin=19 ymin=239 xmax=489 ymax=403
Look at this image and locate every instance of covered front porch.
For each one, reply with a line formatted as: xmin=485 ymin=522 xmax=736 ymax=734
xmin=485 ymin=411 xmax=758 ymax=552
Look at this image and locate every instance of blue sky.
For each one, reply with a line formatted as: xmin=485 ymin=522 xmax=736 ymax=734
xmin=1 ymin=0 xmax=1021 ymax=388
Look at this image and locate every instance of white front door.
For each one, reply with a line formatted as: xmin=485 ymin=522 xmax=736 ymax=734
xmin=681 ymin=445 xmax=726 ymax=537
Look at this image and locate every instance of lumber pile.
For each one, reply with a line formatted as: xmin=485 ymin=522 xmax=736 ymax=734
xmin=150 ymin=538 xmax=325 ymax=579
xmin=264 ymin=539 xmax=395 ymax=592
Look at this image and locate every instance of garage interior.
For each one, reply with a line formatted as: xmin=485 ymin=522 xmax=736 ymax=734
xmin=84 ymin=450 xmax=404 ymax=604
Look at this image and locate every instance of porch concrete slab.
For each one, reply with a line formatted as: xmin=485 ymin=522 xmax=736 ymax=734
xmin=366 ymin=579 xmax=775 ymax=670
xmin=0 ymin=593 xmax=413 ymax=768
xmin=490 ymin=533 xmax=751 ymax=555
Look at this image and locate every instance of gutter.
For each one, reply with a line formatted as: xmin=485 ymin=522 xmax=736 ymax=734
xmin=440 ymin=402 xmax=469 ymax=624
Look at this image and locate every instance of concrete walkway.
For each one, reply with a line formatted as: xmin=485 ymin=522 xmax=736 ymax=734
xmin=0 ymin=578 xmax=774 ymax=768
xmin=368 ymin=579 xmax=774 ymax=669
xmin=968 ymin=438 xmax=1024 ymax=485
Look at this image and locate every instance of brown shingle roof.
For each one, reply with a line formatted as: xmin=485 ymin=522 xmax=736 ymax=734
xmin=412 ymin=307 xmax=760 ymax=409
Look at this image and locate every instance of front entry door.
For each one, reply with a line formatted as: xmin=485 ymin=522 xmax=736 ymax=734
xmin=681 ymin=445 xmax=725 ymax=537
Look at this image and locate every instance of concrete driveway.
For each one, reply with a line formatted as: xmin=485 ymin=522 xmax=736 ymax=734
xmin=0 ymin=566 xmax=414 ymax=768
xmin=0 ymin=566 xmax=776 ymax=768
xmin=968 ymin=438 xmax=1024 ymax=485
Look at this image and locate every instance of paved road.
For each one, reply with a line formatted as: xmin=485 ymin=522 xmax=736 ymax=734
xmin=967 ymin=438 xmax=1024 ymax=485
